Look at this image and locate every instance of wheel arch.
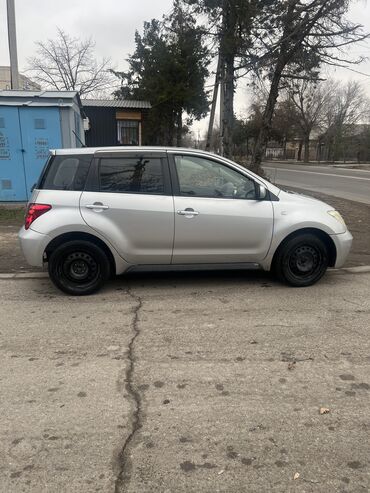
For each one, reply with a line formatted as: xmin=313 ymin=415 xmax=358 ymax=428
xmin=44 ymin=232 xmax=116 ymax=275
xmin=272 ymin=227 xmax=337 ymax=269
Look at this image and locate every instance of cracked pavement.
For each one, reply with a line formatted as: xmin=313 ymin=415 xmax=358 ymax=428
xmin=0 ymin=270 xmax=369 ymax=492
xmin=114 ymin=289 xmax=143 ymax=493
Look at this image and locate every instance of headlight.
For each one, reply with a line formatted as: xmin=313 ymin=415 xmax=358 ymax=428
xmin=328 ymin=210 xmax=346 ymax=226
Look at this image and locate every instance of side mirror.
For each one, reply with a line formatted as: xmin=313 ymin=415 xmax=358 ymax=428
xmin=257 ymin=184 xmax=268 ymax=200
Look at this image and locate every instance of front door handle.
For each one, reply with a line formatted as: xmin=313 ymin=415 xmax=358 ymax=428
xmin=85 ymin=203 xmax=109 ymax=210
xmin=177 ymin=208 xmax=199 ymax=217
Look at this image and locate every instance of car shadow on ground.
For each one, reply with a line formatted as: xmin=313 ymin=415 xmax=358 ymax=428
xmin=111 ymin=269 xmax=280 ymax=291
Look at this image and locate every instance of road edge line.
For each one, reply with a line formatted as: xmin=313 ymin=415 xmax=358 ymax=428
xmin=331 ymin=266 xmax=370 ymax=274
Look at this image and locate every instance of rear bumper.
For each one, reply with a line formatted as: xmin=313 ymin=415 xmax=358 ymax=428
xmin=18 ymin=227 xmax=51 ymax=268
xmin=331 ymin=230 xmax=353 ymax=269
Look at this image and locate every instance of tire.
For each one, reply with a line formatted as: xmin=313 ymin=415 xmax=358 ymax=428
xmin=273 ymin=234 xmax=328 ymax=287
xmin=48 ymin=240 xmax=110 ymax=295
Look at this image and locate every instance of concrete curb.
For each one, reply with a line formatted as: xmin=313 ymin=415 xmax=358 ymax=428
xmin=0 ymin=266 xmax=370 ymax=280
xmin=263 ymin=160 xmax=370 ymax=169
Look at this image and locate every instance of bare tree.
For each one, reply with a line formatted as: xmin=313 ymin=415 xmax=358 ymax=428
xmin=27 ymin=28 xmax=114 ymax=97
xmin=285 ymin=79 xmax=334 ymax=162
xmin=250 ymin=0 xmax=369 ymax=174
xmin=321 ymin=80 xmax=370 ymax=161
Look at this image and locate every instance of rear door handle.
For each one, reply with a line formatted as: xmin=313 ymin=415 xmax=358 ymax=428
xmin=85 ymin=203 xmax=109 ymax=210
xmin=177 ymin=209 xmax=199 ymax=216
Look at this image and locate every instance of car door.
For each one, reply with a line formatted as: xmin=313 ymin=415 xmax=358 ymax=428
xmin=170 ymin=153 xmax=274 ymax=264
xmin=80 ymin=151 xmax=174 ymax=265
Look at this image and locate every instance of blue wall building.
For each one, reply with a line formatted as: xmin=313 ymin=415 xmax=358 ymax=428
xmin=0 ymin=91 xmax=84 ymax=201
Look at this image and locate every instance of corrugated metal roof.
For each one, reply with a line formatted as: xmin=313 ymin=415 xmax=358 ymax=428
xmin=82 ymin=99 xmax=151 ymax=109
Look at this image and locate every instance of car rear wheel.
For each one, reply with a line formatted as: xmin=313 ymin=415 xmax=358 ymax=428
xmin=274 ymin=234 xmax=328 ymax=287
xmin=48 ymin=241 xmax=110 ymax=295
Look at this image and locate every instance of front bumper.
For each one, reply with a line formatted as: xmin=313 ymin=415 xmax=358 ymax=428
xmin=18 ymin=227 xmax=51 ymax=268
xmin=330 ymin=230 xmax=353 ymax=269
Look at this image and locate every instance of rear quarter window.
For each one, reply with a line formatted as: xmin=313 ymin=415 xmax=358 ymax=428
xmin=38 ymin=154 xmax=93 ymax=191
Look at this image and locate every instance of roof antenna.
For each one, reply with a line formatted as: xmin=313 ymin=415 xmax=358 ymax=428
xmin=72 ymin=130 xmax=86 ymax=148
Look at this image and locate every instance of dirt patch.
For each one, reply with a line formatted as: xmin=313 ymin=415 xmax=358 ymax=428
xmin=0 ymin=207 xmax=25 ymax=225
xmin=0 ymin=206 xmax=40 ymax=273
xmin=0 ymin=224 xmax=37 ymax=273
xmin=0 ymin=193 xmax=369 ymax=273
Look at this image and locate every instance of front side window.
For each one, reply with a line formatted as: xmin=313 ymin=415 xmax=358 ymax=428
xmin=99 ymin=157 xmax=164 ymax=194
xmin=174 ymin=155 xmax=257 ymax=199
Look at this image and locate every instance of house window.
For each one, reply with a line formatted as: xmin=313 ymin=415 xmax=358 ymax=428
xmin=117 ymin=120 xmax=140 ymax=146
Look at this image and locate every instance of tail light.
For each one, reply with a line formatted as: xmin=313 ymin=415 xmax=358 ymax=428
xmin=25 ymin=203 xmax=52 ymax=230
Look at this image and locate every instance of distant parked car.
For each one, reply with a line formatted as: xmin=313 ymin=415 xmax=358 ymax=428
xmin=19 ymin=147 xmax=352 ymax=295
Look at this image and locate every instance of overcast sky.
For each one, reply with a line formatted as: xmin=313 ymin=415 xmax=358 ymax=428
xmin=1 ymin=0 xmax=370 ymax=132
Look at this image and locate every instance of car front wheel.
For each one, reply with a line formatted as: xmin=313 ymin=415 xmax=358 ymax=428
xmin=48 ymin=240 xmax=110 ymax=295
xmin=274 ymin=234 xmax=329 ymax=287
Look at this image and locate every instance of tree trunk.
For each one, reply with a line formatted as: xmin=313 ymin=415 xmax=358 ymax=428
xmin=332 ymin=134 xmax=337 ymax=163
xmin=250 ymin=0 xmax=297 ymax=176
xmin=297 ymin=140 xmax=303 ymax=161
xmin=303 ymin=134 xmax=310 ymax=163
xmin=222 ymin=53 xmax=235 ymax=158
xmin=220 ymin=1 xmax=237 ymax=159
xmin=166 ymin=111 xmax=176 ymax=146
xmin=250 ymin=61 xmax=284 ymax=175
xmin=283 ymin=137 xmax=287 ymax=160
xmin=327 ymin=139 xmax=332 ymax=162
xmin=176 ymin=110 xmax=182 ymax=147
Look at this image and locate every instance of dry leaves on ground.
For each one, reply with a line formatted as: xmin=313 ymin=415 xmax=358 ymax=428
xmin=319 ymin=407 xmax=330 ymax=415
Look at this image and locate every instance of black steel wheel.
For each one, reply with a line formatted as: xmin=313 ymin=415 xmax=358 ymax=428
xmin=48 ymin=240 xmax=110 ymax=295
xmin=274 ymin=234 xmax=328 ymax=287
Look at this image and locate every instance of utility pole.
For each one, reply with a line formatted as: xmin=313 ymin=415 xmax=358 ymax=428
xmin=219 ymin=62 xmax=225 ymax=157
xmin=7 ymin=0 xmax=20 ymax=90
xmin=205 ymin=54 xmax=222 ymax=152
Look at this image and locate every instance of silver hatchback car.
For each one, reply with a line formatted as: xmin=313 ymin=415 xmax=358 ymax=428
xmin=19 ymin=147 xmax=352 ymax=295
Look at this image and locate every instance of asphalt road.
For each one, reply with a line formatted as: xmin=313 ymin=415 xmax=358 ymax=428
xmin=1 ymin=271 xmax=369 ymax=492
xmin=263 ymin=163 xmax=370 ymax=204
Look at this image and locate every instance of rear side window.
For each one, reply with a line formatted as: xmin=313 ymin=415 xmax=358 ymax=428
xmin=39 ymin=154 xmax=92 ymax=191
xmin=99 ymin=157 xmax=164 ymax=194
